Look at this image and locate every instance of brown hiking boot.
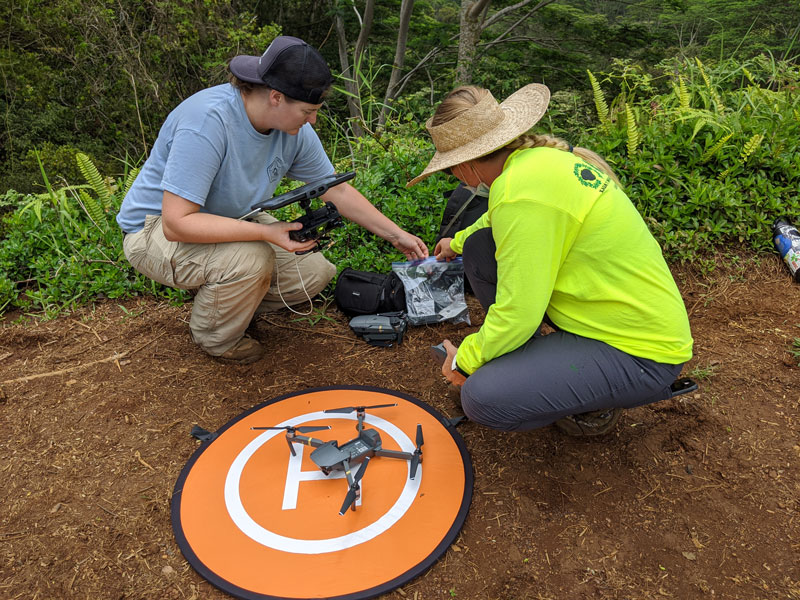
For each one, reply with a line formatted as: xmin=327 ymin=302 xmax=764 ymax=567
xmin=554 ymin=407 xmax=622 ymax=436
xmin=215 ymin=336 xmax=264 ymax=365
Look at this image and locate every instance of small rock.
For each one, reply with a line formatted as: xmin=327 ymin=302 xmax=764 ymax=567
xmin=162 ymin=565 xmax=176 ymax=576
xmin=682 ymin=551 xmax=697 ymax=561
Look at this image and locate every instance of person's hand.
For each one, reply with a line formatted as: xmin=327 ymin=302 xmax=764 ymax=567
xmin=434 ymin=237 xmax=457 ymax=261
xmin=262 ymin=221 xmax=320 ymax=254
xmin=441 ymin=338 xmax=467 ymax=388
xmin=391 ymin=230 xmax=429 ymax=261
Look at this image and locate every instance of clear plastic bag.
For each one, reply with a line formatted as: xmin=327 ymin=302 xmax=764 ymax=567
xmin=391 ymin=257 xmax=470 ymax=326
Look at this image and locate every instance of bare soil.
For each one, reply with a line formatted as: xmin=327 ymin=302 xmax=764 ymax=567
xmin=1 ymin=254 xmax=799 ymax=600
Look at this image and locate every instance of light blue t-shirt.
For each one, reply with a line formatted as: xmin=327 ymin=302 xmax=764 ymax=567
xmin=116 ymin=84 xmax=334 ymax=233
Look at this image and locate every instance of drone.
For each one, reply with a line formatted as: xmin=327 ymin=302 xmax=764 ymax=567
xmin=252 ymin=403 xmax=424 ymax=515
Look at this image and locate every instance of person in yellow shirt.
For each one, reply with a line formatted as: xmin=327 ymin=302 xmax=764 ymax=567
xmin=409 ymin=84 xmax=693 ymax=435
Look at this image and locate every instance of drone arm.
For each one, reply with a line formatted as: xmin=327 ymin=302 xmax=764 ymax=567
xmin=291 ymin=434 xmax=328 ymax=449
xmin=373 ymin=449 xmax=414 ymax=460
xmin=356 ymin=410 xmax=365 ymax=433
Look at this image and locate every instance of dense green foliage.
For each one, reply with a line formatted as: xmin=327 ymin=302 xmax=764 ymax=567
xmin=583 ymin=56 xmax=800 ymax=260
xmin=3 ymin=0 xmax=796 ymax=193
xmin=1 ymin=0 xmax=280 ymax=192
xmin=0 ymin=1 xmax=798 ymax=316
xmin=1 ymin=54 xmax=797 ymax=317
xmin=0 ymin=155 xmax=185 ymax=317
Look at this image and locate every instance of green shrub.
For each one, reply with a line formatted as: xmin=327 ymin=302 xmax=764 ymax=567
xmin=1 ymin=0 xmax=280 ymax=194
xmin=0 ymin=154 xmax=184 ymax=317
xmin=582 ymin=56 xmax=800 ymax=261
xmin=2 ymin=55 xmax=797 ymax=317
xmin=277 ymin=126 xmax=453 ymax=275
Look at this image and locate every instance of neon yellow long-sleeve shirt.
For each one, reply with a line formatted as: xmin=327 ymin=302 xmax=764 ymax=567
xmin=451 ymin=147 xmax=693 ymax=375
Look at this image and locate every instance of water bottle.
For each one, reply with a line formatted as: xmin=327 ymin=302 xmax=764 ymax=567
xmin=772 ymin=217 xmax=800 ymax=282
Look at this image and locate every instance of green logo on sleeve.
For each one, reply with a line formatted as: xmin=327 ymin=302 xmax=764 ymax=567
xmin=573 ymin=162 xmax=606 ymax=189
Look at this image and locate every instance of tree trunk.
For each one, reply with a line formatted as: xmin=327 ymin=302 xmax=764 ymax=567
xmin=456 ymin=0 xmax=491 ymax=85
xmin=332 ymin=0 xmax=375 ymax=138
xmin=333 ymin=14 xmax=363 ymax=137
xmin=378 ymin=0 xmax=415 ymax=129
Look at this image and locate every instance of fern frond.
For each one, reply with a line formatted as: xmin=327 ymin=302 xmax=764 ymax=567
xmin=123 ymin=167 xmax=140 ymax=196
xmin=78 ymin=189 xmax=106 ymax=228
xmin=669 ymin=106 xmax=728 ymax=134
xmin=690 ymin=118 xmax=708 ymax=142
xmin=694 ymin=57 xmax=724 ymax=112
xmin=625 ymin=105 xmax=640 ymax=155
xmin=677 ymin=75 xmax=690 ymax=111
xmin=739 ymin=133 xmax=764 ymax=162
xmin=700 ymin=132 xmax=733 ymax=163
xmin=587 ymin=70 xmax=609 ymax=126
xmin=695 ymin=57 xmax=711 ymax=88
xmin=742 ymin=67 xmax=755 ymax=85
xmin=76 ymin=153 xmax=112 ymax=210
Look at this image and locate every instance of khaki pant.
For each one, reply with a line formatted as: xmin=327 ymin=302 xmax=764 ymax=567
xmin=123 ymin=214 xmax=336 ymax=355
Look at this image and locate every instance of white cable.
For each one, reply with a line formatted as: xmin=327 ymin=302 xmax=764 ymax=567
xmin=275 ymin=253 xmax=314 ymax=316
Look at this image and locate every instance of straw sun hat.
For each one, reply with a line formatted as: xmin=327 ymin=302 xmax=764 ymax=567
xmin=408 ymin=83 xmax=551 ymax=186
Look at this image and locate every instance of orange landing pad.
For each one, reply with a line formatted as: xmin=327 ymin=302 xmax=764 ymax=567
xmin=171 ymin=386 xmax=473 ymax=600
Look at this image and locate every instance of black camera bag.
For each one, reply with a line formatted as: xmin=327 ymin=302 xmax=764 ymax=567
xmin=334 ymin=268 xmax=407 ymax=316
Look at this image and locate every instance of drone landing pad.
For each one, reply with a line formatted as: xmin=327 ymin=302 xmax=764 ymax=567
xmin=172 ymin=386 xmax=473 ymax=600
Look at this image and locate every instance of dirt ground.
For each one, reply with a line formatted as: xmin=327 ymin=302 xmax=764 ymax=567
xmin=1 ymin=253 xmax=799 ymax=600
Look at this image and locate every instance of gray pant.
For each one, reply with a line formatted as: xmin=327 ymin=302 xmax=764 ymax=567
xmin=123 ymin=213 xmax=335 ymax=355
xmin=459 ymin=229 xmax=684 ymax=431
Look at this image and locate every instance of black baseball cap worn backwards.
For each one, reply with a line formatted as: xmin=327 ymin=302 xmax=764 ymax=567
xmin=229 ymin=36 xmax=333 ymax=104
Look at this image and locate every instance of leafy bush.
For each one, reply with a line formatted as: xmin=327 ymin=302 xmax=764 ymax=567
xmin=2 ymin=56 xmax=797 ymax=317
xmin=0 ymin=127 xmax=449 ymax=317
xmin=275 ymin=123 xmax=453 ymax=275
xmin=1 ymin=0 xmax=280 ymax=194
xmin=325 ymin=132 xmax=452 ymax=273
xmin=0 ymin=154 xmax=184 ymax=317
xmin=581 ymin=56 xmax=800 ymax=261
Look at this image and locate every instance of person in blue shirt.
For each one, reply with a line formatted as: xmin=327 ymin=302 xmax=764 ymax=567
xmin=117 ymin=36 xmax=427 ymax=364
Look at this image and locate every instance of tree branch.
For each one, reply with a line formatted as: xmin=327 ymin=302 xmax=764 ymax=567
xmin=393 ymin=43 xmax=450 ymax=98
xmin=480 ymin=0 xmax=557 ymax=55
xmin=483 ymin=0 xmax=548 ymax=29
xmin=353 ymin=0 xmax=375 ymax=64
xmin=468 ymin=0 xmax=493 ymax=20
xmin=349 ymin=0 xmax=363 ymax=28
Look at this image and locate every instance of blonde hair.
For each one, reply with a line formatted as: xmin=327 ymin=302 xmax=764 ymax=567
xmin=432 ymin=85 xmax=621 ymax=186
xmin=430 ymin=86 xmax=486 ymax=127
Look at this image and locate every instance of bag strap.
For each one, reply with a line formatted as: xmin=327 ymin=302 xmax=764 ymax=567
xmin=441 ymin=189 xmax=479 ymax=237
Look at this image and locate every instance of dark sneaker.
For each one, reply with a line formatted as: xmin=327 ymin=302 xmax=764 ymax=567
xmin=554 ymin=407 xmax=622 ymax=436
xmin=215 ymin=337 xmax=264 ymax=365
